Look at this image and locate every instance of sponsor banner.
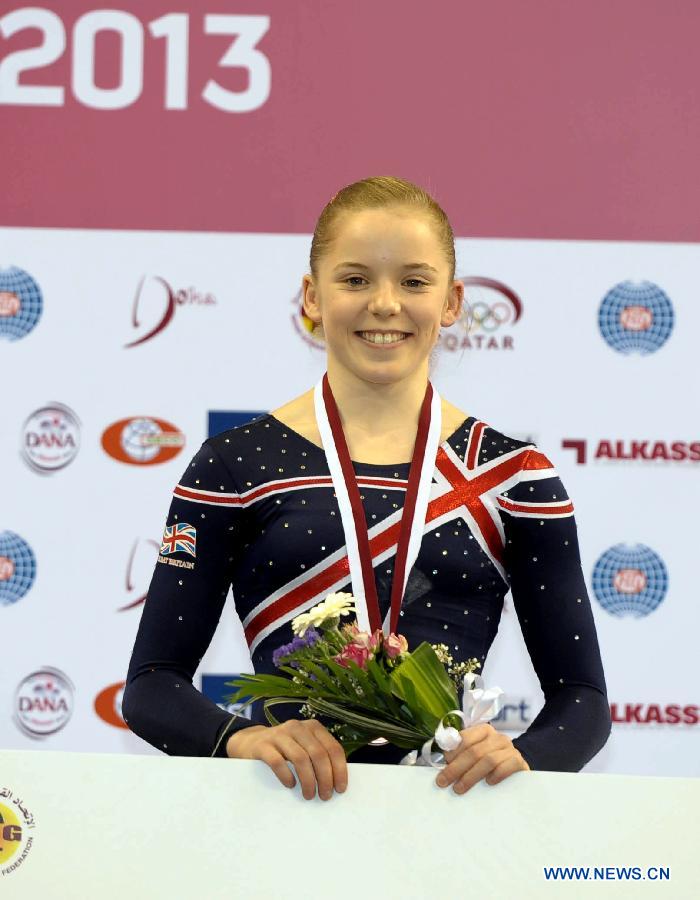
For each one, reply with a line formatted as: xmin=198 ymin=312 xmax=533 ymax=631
xmin=592 ymin=545 xmax=668 ymax=618
xmin=101 ymin=417 xmax=185 ymax=465
xmin=0 ymin=786 xmax=36 ymax=877
xmin=0 ymin=532 xmax=36 ymax=607
xmin=94 ymin=682 xmax=128 ymax=730
xmin=563 ymin=439 xmax=700 ymax=465
xmin=0 ymin=266 xmax=43 ymax=341
xmin=1 ymin=3 xmax=697 ymax=242
xmin=14 ymin=668 xmax=74 ymax=738
xmin=598 ymin=281 xmax=674 ymax=355
xmin=21 ymin=403 xmax=81 ymax=473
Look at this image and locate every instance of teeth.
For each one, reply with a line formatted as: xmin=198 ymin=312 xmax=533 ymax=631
xmin=359 ymin=331 xmax=408 ymax=344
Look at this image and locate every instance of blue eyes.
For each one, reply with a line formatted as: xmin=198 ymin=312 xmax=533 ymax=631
xmin=344 ymin=277 xmax=428 ymax=288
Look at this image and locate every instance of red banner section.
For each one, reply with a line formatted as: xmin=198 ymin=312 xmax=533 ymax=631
xmin=1 ymin=0 xmax=699 ymax=241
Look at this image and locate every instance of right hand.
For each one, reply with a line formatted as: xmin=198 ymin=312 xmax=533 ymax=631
xmin=226 ymin=719 xmax=348 ymax=801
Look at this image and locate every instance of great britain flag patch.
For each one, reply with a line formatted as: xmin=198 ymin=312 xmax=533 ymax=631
xmin=160 ymin=522 xmax=197 ymax=558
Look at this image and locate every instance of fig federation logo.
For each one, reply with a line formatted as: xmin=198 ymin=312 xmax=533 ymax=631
xmin=0 ymin=531 xmax=36 ymax=607
xmin=0 ymin=266 xmax=43 ymax=341
xmin=592 ymin=543 xmax=668 ymax=617
xmin=21 ymin=403 xmax=80 ymax=473
xmin=598 ymin=280 xmax=674 ymax=354
xmin=0 ymin=787 xmax=36 ymax=876
xmin=101 ymin=417 xmax=185 ymax=465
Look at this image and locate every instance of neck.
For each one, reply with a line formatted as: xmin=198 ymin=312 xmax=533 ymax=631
xmin=325 ymin=358 xmax=431 ymax=439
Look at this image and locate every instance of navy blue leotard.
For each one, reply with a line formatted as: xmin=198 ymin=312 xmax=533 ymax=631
xmin=123 ymin=412 xmax=611 ymax=770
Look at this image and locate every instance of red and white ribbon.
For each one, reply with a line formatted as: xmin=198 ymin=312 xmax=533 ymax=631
xmin=313 ymin=372 xmax=442 ymax=635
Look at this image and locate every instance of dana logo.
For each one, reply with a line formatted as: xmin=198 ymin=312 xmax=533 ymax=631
xmin=0 ymin=788 xmax=36 ymax=876
xmin=598 ymin=280 xmax=674 ymax=354
xmin=21 ymin=403 xmax=80 ymax=473
xmin=94 ymin=682 xmax=128 ymax=729
xmin=0 ymin=266 xmax=43 ymax=341
xmin=610 ymin=703 xmax=699 ymax=725
xmin=592 ymin=543 xmax=668 ymax=618
xmin=562 ymin=438 xmax=700 ymax=465
xmin=125 ymin=275 xmax=216 ymax=348
xmin=0 ymin=531 xmax=36 ymax=607
xmin=14 ymin=667 xmax=74 ymax=737
xmin=443 ymin=277 xmax=522 ymax=352
xmin=101 ymin=417 xmax=185 ymax=465
xmin=118 ymin=538 xmax=159 ymax=612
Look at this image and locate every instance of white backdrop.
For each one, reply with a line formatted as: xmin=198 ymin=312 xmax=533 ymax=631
xmin=1 ymin=226 xmax=698 ymax=775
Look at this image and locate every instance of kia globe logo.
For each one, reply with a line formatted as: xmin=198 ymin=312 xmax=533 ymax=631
xmin=592 ymin=543 xmax=668 ymax=617
xmin=101 ymin=417 xmax=185 ymax=465
xmin=0 ymin=266 xmax=43 ymax=341
xmin=0 ymin=531 xmax=36 ymax=608
xmin=14 ymin=667 xmax=74 ymax=738
xmin=21 ymin=403 xmax=80 ymax=473
xmin=598 ymin=280 xmax=674 ymax=354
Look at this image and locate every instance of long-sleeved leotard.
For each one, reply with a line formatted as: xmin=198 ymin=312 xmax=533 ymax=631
xmin=122 ymin=412 xmax=611 ymax=769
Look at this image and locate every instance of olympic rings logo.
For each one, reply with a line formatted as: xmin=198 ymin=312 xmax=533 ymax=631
xmin=458 ymin=277 xmax=523 ymax=334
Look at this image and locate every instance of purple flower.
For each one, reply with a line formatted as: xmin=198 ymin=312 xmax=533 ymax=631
xmin=273 ymin=627 xmax=321 ymax=668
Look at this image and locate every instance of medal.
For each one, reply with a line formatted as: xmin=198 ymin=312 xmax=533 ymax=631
xmin=313 ymin=372 xmax=442 ymax=635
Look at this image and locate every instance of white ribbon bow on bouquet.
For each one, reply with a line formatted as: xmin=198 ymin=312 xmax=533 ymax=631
xmin=399 ymin=673 xmax=504 ymax=768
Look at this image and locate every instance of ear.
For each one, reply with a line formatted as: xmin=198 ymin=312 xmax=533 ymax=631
xmin=441 ymin=279 xmax=464 ymax=327
xmin=302 ymin=274 xmax=322 ymax=326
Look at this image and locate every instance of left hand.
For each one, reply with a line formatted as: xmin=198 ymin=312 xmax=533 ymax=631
xmin=435 ymin=723 xmax=530 ymax=794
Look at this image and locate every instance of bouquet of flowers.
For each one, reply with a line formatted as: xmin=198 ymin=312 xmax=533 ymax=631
xmin=224 ymin=592 xmax=502 ymax=763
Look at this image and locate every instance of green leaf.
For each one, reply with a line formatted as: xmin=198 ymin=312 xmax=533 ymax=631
xmin=389 ymin=642 xmax=458 ymax=722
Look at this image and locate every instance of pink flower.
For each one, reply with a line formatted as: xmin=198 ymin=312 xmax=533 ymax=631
xmin=335 ymin=642 xmax=371 ymax=670
xmin=384 ymin=632 xmax=409 ymax=659
xmin=345 ymin=627 xmax=383 ymax=652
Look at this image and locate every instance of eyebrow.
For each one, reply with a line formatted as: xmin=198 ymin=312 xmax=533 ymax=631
xmin=333 ymin=262 xmax=439 ymax=274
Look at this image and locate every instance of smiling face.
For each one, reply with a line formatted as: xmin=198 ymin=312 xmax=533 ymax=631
xmin=303 ymin=205 xmax=463 ymax=386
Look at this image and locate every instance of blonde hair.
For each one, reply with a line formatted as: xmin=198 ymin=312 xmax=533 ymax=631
xmin=307 ymin=176 xmax=458 ymax=370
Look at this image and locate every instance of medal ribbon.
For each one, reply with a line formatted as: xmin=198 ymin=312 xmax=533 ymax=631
xmin=313 ymin=372 xmax=442 ymax=635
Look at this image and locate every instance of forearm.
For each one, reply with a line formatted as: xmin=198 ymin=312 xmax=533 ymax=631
xmin=122 ymin=668 xmax=259 ymax=757
xmin=511 ymin=685 xmax=612 ymax=772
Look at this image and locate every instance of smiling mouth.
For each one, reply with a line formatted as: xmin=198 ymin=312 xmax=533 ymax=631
xmin=355 ymin=331 xmax=412 ymax=345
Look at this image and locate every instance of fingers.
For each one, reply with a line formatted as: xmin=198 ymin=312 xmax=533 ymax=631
xmin=281 ymin=720 xmax=342 ymax=801
xmin=251 ymin=720 xmax=348 ymax=801
xmin=437 ymin=725 xmax=524 ymax=794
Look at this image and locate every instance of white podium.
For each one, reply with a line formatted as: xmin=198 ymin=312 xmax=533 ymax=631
xmin=0 ymin=749 xmax=698 ymax=898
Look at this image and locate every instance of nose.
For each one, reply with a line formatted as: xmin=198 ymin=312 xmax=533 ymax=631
xmin=367 ymin=282 xmax=402 ymax=316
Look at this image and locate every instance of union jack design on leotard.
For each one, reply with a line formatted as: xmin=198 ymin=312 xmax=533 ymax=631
xmin=173 ymin=421 xmax=574 ymax=654
xmin=160 ymin=522 xmax=197 ymax=557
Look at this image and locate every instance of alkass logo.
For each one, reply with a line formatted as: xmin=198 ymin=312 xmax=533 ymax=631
xmin=563 ymin=439 xmax=700 ymax=464
xmin=94 ymin=682 xmax=128 ymax=729
xmin=444 ymin=277 xmax=522 ymax=352
xmin=125 ymin=275 xmax=216 ymax=348
xmin=611 ymin=703 xmax=699 ymax=725
xmin=118 ymin=538 xmax=159 ymax=611
xmin=101 ymin=417 xmax=185 ymax=465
